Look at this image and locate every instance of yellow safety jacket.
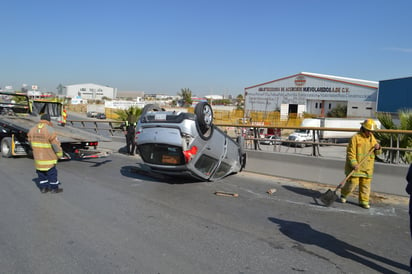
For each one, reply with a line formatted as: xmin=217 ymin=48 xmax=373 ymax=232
xmin=345 ymin=132 xmax=382 ymax=178
xmin=27 ymin=120 xmax=63 ymax=171
xmin=62 ymin=109 xmax=67 ymax=124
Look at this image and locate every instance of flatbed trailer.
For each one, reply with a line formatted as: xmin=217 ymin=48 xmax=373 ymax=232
xmin=0 ymin=91 xmax=108 ymax=159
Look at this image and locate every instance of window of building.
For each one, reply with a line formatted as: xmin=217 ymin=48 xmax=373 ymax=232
xmin=329 ymin=103 xmax=332 ymax=109
xmin=352 ymin=106 xmax=358 ymax=109
xmin=315 ymin=103 xmax=318 ymax=108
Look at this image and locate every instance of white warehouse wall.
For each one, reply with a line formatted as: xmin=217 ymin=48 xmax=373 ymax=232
xmin=63 ymin=83 xmax=117 ymax=100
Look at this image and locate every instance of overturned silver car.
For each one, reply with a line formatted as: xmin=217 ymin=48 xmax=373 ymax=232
xmin=135 ymin=102 xmax=246 ymax=181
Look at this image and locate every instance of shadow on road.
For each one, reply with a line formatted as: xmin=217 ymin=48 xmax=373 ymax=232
xmin=268 ymin=217 xmax=410 ymax=273
xmin=120 ymin=164 xmax=203 ymax=184
xmin=282 ymin=185 xmax=321 ymax=199
xmin=72 ymin=159 xmax=113 ymax=167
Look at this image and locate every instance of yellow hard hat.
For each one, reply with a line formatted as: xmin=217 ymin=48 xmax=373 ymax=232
xmin=361 ymin=119 xmax=377 ymax=131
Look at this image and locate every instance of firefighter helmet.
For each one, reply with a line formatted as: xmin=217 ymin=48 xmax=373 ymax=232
xmin=361 ymin=119 xmax=377 ymax=131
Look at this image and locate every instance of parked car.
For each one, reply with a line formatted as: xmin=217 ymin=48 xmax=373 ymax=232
xmin=260 ymin=135 xmax=281 ymax=145
xmin=135 ymin=102 xmax=246 ymax=181
xmin=96 ymin=113 xmax=106 ymax=119
xmin=86 ymin=111 xmax=98 ymax=118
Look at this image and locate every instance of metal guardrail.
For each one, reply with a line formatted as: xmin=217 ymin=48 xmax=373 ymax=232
xmin=67 ymin=120 xmax=124 ymax=136
xmin=217 ymin=124 xmax=412 ymax=164
xmin=67 ymin=120 xmax=412 ymax=164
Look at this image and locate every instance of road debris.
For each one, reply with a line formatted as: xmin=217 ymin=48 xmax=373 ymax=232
xmin=267 ymin=188 xmax=277 ymax=195
xmin=215 ymin=191 xmax=239 ymax=198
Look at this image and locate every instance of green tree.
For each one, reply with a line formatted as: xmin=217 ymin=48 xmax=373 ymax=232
xmin=178 ymin=88 xmax=192 ymax=107
xmin=114 ymin=106 xmax=143 ymax=123
xmin=326 ymin=104 xmax=347 ymax=117
xmin=236 ymin=94 xmax=243 ymax=104
xmin=375 ymin=109 xmax=412 ymax=163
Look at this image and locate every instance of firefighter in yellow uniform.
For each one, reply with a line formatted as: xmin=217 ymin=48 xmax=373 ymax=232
xmin=61 ymin=107 xmax=67 ymax=127
xmin=28 ymin=114 xmax=64 ymax=193
xmin=340 ymin=119 xmax=382 ymax=209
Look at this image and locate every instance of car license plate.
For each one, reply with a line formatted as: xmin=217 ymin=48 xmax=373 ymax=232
xmin=155 ymin=114 xmax=167 ymax=120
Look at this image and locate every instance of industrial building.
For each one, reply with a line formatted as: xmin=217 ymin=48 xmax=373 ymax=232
xmin=377 ymin=76 xmax=412 ymax=114
xmin=59 ymin=83 xmax=117 ymax=100
xmin=244 ymin=72 xmax=379 ymax=118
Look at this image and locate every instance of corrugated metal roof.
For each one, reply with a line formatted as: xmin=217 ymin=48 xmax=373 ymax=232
xmin=301 ymin=72 xmax=378 ymax=88
xmin=245 ymin=72 xmax=379 ymax=90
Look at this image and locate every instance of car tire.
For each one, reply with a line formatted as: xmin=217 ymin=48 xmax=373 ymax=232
xmin=1 ymin=137 xmax=13 ymax=158
xmin=195 ymin=102 xmax=214 ymax=140
xmin=141 ymin=104 xmax=163 ymax=116
xmin=195 ymin=102 xmax=213 ymax=133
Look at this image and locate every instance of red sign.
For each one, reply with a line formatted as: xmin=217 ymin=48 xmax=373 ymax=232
xmin=295 ymin=76 xmax=306 ymax=86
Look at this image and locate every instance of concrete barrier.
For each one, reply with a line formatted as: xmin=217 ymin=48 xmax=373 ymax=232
xmin=245 ymin=150 xmax=410 ymax=197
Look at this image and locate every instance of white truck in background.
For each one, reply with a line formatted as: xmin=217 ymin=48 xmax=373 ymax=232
xmin=287 ymin=118 xmax=382 ymax=147
xmin=86 ymin=104 xmax=105 ymax=117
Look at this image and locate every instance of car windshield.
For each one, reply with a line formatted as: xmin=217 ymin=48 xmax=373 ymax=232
xmin=139 ymin=144 xmax=185 ymax=166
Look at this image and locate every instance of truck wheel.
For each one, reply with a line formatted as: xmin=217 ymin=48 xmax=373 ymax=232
xmin=1 ymin=137 xmax=13 ymax=158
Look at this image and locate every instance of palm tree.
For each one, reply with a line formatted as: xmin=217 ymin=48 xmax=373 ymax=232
xmin=375 ymin=109 xmax=412 ymax=163
xmin=114 ymin=106 xmax=143 ymax=123
xmin=178 ymin=88 xmax=193 ymax=107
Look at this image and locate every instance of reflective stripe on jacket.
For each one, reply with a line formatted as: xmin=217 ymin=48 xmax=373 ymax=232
xmin=28 ymin=120 xmax=63 ymax=171
xmin=345 ymin=132 xmax=382 ymax=178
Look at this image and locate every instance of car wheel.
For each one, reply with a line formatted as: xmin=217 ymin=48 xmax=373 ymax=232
xmin=195 ymin=102 xmax=213 ymax=133
xmin=1 ymin=137 xmax=13 ymax=158
xmin=141 ymin=104 xmax=163 ymax=116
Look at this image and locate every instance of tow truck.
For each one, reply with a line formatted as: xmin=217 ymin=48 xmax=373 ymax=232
xmin=0 ymin=91 xmax=108 ymax=159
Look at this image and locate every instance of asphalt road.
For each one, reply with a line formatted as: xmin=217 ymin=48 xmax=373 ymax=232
xmin=0 ymin=150 xmax=410 ymax=273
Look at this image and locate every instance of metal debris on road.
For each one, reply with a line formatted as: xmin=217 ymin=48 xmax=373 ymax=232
xmin=214 ymin=191 xmax=239 ymax=197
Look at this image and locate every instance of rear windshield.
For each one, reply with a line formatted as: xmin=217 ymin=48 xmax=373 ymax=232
xmin=139 ymin=144 xmax=185 ymax=166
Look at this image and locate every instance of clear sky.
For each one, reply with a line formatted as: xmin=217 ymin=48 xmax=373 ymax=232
xmin=1 ymin=0 xmax=411 ymax=97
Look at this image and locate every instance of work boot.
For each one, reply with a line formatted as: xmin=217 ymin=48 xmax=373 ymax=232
xmin=339 ymin=196 xmax=347 ymax=203
xmin=50 ymin=188 xmax=63 ymax=194
xmin=40 ymin=188 xmax=49 ymax=193
xmin=360 ymin=203 xmax=370 ymax=209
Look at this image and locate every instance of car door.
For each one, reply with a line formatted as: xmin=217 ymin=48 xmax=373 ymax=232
xmin=190 ymin=126 xmax=227 ymax=180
